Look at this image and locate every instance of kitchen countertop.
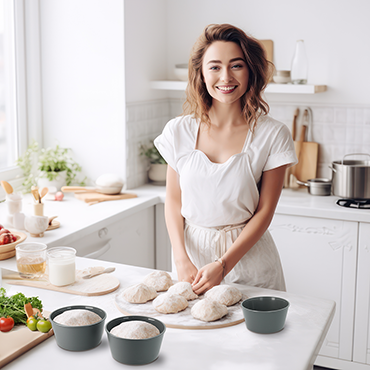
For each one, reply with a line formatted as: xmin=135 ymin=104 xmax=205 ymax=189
xmin=1 ymin=185 xmax=369 ymax=250
xmin=0 ymin=256 xmax=335 ymax=370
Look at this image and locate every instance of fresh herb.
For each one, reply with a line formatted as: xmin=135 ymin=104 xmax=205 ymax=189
xmin=0 ymin=288 xmax=43 ymax=325
xmin=140 ymin=142 xmax=167 ymax=164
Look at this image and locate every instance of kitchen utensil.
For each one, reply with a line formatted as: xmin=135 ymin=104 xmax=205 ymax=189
xmin=0 ymin=311 xmax=54 ymax=368
xmin=329 ymin=153 xmax=370 ymax=199
xmin=241 ymin=296 xmax=290 ymax=334
xmin=106 ymin=316 xmax=166 ymax=365
xmin=296 ymin=178 xmax=332 ymax=196
xmin=73 ymin=192 xmax=137 ymax=205
xmin=47 ymin=247 xmax=76 ymax=286
xmin=2 ymin=267 xmax=120 ymax=296
xmin=40 ymin=187 xmax=48 ymax=200
xmin=50 ymin=305 xmax=106 ymax=351
xmin=1 ymin=180 xmax=13 ymax=194
xmin=82 ymin=266 xmax=115 ymax=279
xmin=24 ymin=215 xmax=48 ymax=237
xmin=15 ymin=242 xmax=47 ymax=279
xmin=31 ymin=187 xmax=40 ymax=202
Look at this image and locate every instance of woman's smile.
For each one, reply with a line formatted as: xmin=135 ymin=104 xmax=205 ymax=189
xmin=216 ymin=85 xmax=238 ymax=93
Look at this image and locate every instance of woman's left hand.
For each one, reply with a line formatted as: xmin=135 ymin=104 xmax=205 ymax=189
xmin=191 ymin=262 xmax=223 ymax=295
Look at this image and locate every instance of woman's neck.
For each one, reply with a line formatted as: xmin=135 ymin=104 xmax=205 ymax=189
xmin=208 ymin=100 xmax=244 ymax=128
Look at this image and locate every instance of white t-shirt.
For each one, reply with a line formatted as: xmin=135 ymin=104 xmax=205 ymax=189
xmin=154 ymin=114 xmax=297 ymax=228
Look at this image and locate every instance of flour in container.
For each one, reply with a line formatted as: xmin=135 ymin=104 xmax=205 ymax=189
xmin=54 ymin=309 xmax=102 ymax=326
xmin=111 ymin=321 xmax=160 ymax=339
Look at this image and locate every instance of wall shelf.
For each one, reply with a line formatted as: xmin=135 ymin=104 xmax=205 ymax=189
xmin=150 ymin=80 xmax=327 ymax=94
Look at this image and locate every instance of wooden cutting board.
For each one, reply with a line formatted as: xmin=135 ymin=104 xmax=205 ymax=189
xmin=293 ymin=141 xmax=319 ymax=182
xmin=4 ymin=269 xmax=120 ymax=296
xmin=74 ymin=192 xmax=137 ymax=204
xmin=0 ymin=312 xmax=54 ymax=368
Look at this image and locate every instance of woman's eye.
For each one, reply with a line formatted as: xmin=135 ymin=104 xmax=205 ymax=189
xmin=231 ymin=64 xmax=243 ymax=69
xmin=209 ymin=66 xmax=219 ymax=71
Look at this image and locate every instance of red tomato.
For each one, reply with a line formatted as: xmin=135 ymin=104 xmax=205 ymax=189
xmin=0 ymin=316 xmax=15 ymax=332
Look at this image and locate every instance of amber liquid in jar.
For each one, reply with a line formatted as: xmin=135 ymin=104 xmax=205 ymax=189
xmin=17 ymin=257 xmax=46 ymax=279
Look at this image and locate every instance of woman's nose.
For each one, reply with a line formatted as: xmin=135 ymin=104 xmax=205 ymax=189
xmin=221 ymin=68 xmax=233 ymax=82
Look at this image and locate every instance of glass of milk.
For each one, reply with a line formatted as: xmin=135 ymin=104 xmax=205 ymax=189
xmin=47 ymin=247 xmax=76 ymax=286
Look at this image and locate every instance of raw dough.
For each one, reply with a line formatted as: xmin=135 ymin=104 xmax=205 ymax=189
xmin=167 ymin=282 xmax=198 ymax=300
xmin=111 ymin=321 xmax=160 ymax=339
xmin=121 ymin=283 xmax=158 ymax=303
xmin=142 ymin=271 xmax=173 ymax=292
xmin=54 ymin=309 xmax=102 ymax=326
xmin=205 ymin=285 xmax=242 ymax=306
xmin=191 ymin=299 xmax=228 ymax=322
xmin=152 ymin=293 xmax=188 ymax=314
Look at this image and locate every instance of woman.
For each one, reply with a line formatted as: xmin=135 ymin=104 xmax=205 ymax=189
xmin=154 ymin=24 xmax=297 ymax=295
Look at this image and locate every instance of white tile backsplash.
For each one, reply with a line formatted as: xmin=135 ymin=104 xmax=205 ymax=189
xmin=125 ymin=99 xmax=370 ymax=187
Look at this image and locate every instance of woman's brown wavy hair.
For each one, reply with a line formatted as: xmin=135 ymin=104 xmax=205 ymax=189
xmin=183 ymin=24 xmax=273 ymax=130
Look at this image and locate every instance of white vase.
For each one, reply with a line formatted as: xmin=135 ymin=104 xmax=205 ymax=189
xmin=291 ymin=40 xmax=308 ymax=84
xmin=148 ymin=164 xmax=167 ymax=183
xmin=37 ymin=170 xmax=67 ymax=191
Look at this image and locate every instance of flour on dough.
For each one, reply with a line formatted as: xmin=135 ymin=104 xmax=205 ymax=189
xmin=142 ymin=270 xmax=173 ymax=292
xmin=191 ymin=299 xmax=228 ymax=322
xmin=205 ymin=284 xmax=242 ymax=306
xmin=54 ymin=309 xmax=102 ymax=326
xmin=153 ymin=292 xmax=188 ymax=314
xmin=111 ymin=320 xmax=160 ymax=339
xmin=121 ymin=283 xmax=158 ymax=303
xmin=167 ymin=282 xmax=198 ymax=300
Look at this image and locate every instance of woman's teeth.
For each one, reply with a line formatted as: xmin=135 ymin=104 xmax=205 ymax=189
xmin=217 ymin=86 xmax=237 ymax=91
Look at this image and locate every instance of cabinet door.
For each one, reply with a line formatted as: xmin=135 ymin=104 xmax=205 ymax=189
xmin=353 ymin=222 xmax=370 ymax=365
xmin=269 ymin=214 xmax=358 ymax=361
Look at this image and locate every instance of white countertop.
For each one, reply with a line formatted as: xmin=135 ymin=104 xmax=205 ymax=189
xmin=0 ymin=256 xmax=335 ymax=370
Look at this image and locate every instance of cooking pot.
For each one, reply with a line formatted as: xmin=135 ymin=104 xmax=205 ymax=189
xmin=329 ymin=153 xmax=370 ymax=199
xmin=296 ymin=178 xmax=332 ymax=196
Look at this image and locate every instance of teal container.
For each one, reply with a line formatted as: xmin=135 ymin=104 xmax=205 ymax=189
xmin=106 ymin=316 xmax=166 ymax=365
xmin=50 ymin=305 xmax=106 ymax=351
xmin=241 ymin=296 xmax=289 ymax=334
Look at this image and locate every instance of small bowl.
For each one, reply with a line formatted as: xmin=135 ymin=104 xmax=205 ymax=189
xmin=24 ymin=215 xmax=49 ymax=237
xmin=174 ymin=64 xmax=188 ymax=81
xmin=241 ymin=296 xmax=289 ymax=334
xmin=49 ymin=305 xmax=107 ymax=351
xmin=106 ymin=316 xmax=166 ymax=365
xmin=273 ymin=70 xmax=291 ymax=84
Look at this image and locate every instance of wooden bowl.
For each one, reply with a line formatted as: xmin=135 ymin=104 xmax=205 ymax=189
xmin=0 ymin=230 xmax=27 ymax=253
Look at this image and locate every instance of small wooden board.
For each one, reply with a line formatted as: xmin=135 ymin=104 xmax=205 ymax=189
xmin=46 ymin=219 xmax=60 ymax=231
xmin=0 ymin=312 xmax=54 ymax=368
xmin=292 ymin=141 xmax=319 ymax=182
xmin=4 ymin=269 xmax=120 ymax=296
xmin=74 ymin=192 xmax=137 ymax=204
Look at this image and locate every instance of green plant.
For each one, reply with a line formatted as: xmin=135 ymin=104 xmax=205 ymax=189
xmin=16 ymin=141 xmax=86 ymax=193
xmin=140 ymin=142 xmax=166 ymax=164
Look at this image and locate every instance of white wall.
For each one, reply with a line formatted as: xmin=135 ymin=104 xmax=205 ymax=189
xmin=40 ymin=0 xmax=126 ymax=184
xmin=165 ymin=0 xmax=370 ymax=106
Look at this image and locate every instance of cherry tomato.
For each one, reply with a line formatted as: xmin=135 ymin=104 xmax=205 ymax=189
xmin=36 ymin=318 xmax=52 ymax=333
xmin=0 ymin=316 xmax=15 ymax=332
xmin=26 ymin=317 xmax=38 ymax=331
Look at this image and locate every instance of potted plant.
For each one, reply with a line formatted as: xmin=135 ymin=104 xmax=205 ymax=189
xmin=16 ymin=141 xmax=86 ymax=193
xmin=140 ymin=142 xmax=167 ymax=183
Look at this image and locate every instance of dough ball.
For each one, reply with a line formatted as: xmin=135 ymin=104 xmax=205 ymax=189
xmin=167 ymin=282 xmax=198 ymax=301
xmin=111 ymin=321 xmax=160 ymax=339
xmin=152 ymin=293 xmax=188 ymax=314
xmin=54 ymin=309 xmax=102 ymax=326
xmin=191 ymin=299 xmax=228 ymax=322
xmin=142 ymin=271 xmax=173 ymax=292
xmin=205 ymin=285 xmax=242 ymax=306
xmin=121 ymin=283 xmax=158 ymax=303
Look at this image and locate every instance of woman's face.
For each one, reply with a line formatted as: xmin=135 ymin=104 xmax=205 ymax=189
xmin=202 ymin=41 xmax=249 ymax=106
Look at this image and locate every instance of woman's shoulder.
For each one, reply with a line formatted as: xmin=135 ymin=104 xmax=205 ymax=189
xmin=165 ymin=114 xmax=198 ymax=137
xmin=254 ymin=114 xmax=291 ymax=138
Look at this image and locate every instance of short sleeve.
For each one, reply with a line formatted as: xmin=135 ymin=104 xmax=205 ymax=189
xmin=264 ymin=123 xmax=298 ymax=171
xmin=154 ymin=119 xmax=178 ymax=172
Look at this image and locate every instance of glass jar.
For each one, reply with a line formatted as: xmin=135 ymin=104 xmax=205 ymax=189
xmin=291 ymin=40 xmax=308 ymax=84
xmin=47 ymin=247 xmax=76 ymax=286
xmin=16 ymin=242 xmax=47 ymax=279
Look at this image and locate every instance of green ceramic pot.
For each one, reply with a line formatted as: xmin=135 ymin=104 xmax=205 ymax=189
xmin=241 ymin=296 xmax=289 ymax=334
xmin=106 ymin=316 xmax=166 ymax=365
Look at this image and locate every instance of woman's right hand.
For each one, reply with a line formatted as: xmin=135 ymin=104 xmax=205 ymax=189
xmin=176 ymin=258 xmax=198 ymax=284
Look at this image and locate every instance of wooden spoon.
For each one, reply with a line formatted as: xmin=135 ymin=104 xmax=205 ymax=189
xmin=31 ymin=188 xmax=40 ymax=202
xmin=40 ymin=187 xmax=48 ymax=200
xmin=1 ymin=181 xmax=13 ymax=194
xmin=82 ymin=267 xmax=116 ymax=279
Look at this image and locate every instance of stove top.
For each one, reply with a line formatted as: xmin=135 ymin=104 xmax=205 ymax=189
xmin=336 ymin=199 xmax=370 ymax=209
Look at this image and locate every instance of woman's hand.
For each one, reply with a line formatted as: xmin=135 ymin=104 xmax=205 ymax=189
xmin=176 ymin=259 xmax=198 ymax=284
xmin=191 ymin=262 xmax=223 ymax=295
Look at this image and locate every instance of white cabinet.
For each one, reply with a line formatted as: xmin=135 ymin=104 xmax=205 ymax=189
xmin=269 ymin=214 xmax=358 ymax=361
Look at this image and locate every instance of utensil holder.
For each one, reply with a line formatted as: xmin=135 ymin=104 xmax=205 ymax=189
xmin=34 ymin=203 xmax=44 ymax=216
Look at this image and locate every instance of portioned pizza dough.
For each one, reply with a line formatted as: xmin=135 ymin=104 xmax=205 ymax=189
xmin=205 ymin=284 xmax=242 ymax=306
xmin=153 ymin=293 xmax=188 ymax=314
xmin=191 ymin=299 xmax=228 ymax=322
xmin=54 ymin=309 xmax=102 ymax=326
xmin=111 ymin=320 xmax=160 ymax=339
xmin=167 ymin=282 xmax=198 ymax=300
xmin=121 ymin=283 xmax=158 ymax=303
xmin=142 ymin=271 xmax=173 ymax=292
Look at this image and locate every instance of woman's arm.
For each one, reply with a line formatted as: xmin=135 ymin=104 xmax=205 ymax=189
xmin=192 ymin=164 xmax=288 ymax=294
xmin=165 ymin=165 xmax=198 ymax=283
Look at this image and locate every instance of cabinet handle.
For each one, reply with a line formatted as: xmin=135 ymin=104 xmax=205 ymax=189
xmin=84 ymin=241 xmax=111 ymax=259
xmin=98 ymin=228 xmax=108 ymax=238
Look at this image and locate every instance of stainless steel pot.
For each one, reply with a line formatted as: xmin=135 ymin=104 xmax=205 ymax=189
xmin=329 ymin=153 xmax=370 ymax=199
xmin=296 ymin=178 xmax=332 ymax=196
